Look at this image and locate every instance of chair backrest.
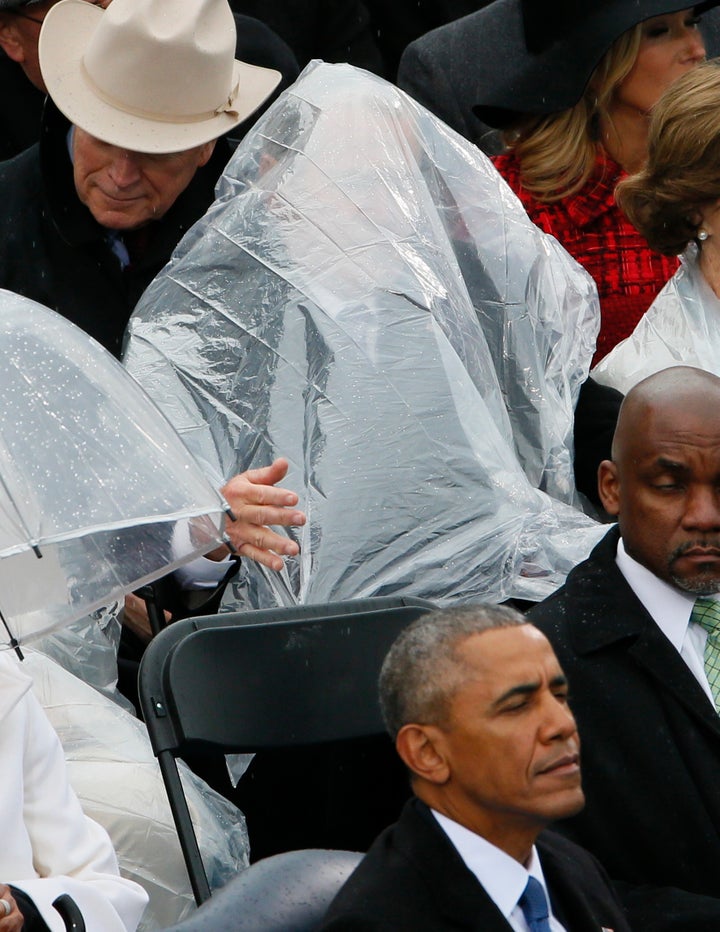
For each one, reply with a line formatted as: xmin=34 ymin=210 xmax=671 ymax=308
xmin=139 ymin=596 xmax=435 ymax=904
xmin=161 ymin=849 xmax=363 ymax=932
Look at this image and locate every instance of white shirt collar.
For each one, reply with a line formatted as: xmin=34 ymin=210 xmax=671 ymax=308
xmin=431 ymin=809 xmax=547 ymax=921
xmin=615 ymin=537 xmax=697 ymax=652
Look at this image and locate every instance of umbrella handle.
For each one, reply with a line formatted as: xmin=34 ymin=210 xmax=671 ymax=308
xmin=52 ymin=894 xmax=86 ymax=932
xmin=135 ymin=584 xmax=167 ymax=637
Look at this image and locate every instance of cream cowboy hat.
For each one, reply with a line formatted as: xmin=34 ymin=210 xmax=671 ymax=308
xmin=38 ymin=0 xmax=282 ymax=153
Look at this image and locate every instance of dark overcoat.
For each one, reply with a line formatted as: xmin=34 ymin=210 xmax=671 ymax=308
xmin=529 ymin=526 xmax=720 ymax=930
xmin=320 ymin=798 xmax=631 ymax=931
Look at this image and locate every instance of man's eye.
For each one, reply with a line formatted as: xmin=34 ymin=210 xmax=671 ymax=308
xmin=502 ymin=700 xmax=528 ymax=713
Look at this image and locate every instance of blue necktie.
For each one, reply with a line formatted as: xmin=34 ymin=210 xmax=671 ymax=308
xmin=519 ymin=876 xmax=552 ymax=932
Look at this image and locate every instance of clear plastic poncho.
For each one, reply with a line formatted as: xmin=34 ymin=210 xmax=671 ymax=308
xmin=592 ymin=248 xmax=719 ymax=393
xmin=125 ymin=62 xmax=606 ymax=607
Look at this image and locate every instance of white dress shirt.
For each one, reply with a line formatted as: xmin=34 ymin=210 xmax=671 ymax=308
xmin=432 ymin=810 xmax=567 ymax=932
xmin=616 ymin=538 xmax=717 ymax=706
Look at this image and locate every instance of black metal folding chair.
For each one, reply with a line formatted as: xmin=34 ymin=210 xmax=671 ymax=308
xmin=138 ymin=596 xmax=436 ymax=906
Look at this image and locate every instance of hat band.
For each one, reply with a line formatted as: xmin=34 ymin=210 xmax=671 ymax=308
xmin=80 ymin=60 xmax=241 ymax=126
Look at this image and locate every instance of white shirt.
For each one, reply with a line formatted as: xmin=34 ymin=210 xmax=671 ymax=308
xmin=616 ymin=538 xmax=716 ymax=706
xmin=432 ymin=810 xmax=567 ymax=932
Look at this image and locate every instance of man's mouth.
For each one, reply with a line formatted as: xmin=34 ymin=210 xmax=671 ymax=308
xmin=536 ymin=752 xmax=580 ymax=777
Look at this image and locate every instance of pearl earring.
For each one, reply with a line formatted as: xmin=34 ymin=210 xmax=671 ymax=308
xmin=698 ymin=228 xmax=710 ymax=241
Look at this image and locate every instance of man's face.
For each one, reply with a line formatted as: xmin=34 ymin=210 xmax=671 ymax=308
xmin=72 ymin=128 xmax=215 ymax=231
xmin=600 ymin=402 xmax=720 ymax=594
xmin=0 ymin=0 xmax=110 ymax=91
xmin=429 ymin=626 xmax=584 ymax=850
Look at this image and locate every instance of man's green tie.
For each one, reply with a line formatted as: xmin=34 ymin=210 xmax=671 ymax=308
xmin=691 ymin=597 xmax=720 ymax=711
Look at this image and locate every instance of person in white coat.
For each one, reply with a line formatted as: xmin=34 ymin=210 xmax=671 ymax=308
xmin=0 ymin=650 xmax=147 ymax=931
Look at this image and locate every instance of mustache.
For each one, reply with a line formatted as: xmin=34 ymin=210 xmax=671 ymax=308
xmin=670 ymin=540 xmax=720 ymax=560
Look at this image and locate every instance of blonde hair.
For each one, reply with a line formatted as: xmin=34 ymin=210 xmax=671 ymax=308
xmin=503 ymin=25 xmax=642 ymax=202
xmin=616 ymin=60 xmax=720 ymax=255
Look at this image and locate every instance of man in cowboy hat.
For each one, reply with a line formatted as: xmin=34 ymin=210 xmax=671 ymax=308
xmin=0 ymin=0 xmax=288 ymax=356
xmin=0 ymin=0 xmax=307 ymax=643
xmin=0 ymin=0 xmax=297 ymax=161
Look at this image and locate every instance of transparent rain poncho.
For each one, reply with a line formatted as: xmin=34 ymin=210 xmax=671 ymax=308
xmin=592 ymin=248 xmax=720 ymax=393
xmin=126 ymin=62 xmax=606 ymax=607
xmin=0 ymin=291 xmax=228 ymax=646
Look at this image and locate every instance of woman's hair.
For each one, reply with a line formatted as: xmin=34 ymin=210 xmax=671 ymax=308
xmin=616 ymin=60 xmax=720 ymax=256
xmin=502 ymin=24 xmax=643 ymax=202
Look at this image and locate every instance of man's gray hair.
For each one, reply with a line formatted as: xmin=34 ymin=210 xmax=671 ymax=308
xmin=379 ymin=603 xmax=527 ymax=738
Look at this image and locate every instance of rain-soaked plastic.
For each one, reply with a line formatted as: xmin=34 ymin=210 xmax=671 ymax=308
xmin=125 ymin=62 xmax=606 ymax=607
xmin=24 ymin=649 xmax=249 ymax=931
xmin=592 ymin=248 xmax=717 ymax=393
xmin=0 ymin=291 xmax=228 ymax=646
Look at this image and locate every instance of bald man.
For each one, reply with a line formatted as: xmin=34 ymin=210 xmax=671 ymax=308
xmin=529 ymin=365 xmax=720 ymax=931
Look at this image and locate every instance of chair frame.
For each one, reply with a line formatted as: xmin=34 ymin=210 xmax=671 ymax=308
xmin=138 ymin=596 xmax=435 ymax=904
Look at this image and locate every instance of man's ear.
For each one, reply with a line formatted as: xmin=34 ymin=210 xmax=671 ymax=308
xmin=196 ymin=139 xmax=216 ymax=169
xmin=0 ymin=17 xmax=27 ymax=64
xmin=395 ymin=723 xmax=450 ymax=786
xmin=598 ymin=459 xmax=620 ymax=516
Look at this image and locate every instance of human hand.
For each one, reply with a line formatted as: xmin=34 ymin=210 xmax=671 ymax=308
xmin=0 ymin=886 xmax=23 ymax=932
xmin=220 ymin=458 xmax=305 ymax=571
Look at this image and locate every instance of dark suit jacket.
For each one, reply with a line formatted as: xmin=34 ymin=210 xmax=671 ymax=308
xmin=319 ymin=798 xmax=631 ymax=931
xmin=529 ymin=527 xmax=720 ymax=931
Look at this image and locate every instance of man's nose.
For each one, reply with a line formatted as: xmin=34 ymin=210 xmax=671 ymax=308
xmin=541 ymin=694 xmax=578 ymax=743
xmin=107 ymin=151 xmax=143 ymax=188
xmin=682 ymin=485 xmax=720 ymax=532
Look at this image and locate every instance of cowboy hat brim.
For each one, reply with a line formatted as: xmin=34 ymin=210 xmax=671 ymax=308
xmin=466 ymin=0 xmax=720 ymax=128
xmin=39 ymin=0 xmax=281 ymax=154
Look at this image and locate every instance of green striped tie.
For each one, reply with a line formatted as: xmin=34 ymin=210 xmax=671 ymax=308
xmin=691 ymin=597 xmax=720 ymax=712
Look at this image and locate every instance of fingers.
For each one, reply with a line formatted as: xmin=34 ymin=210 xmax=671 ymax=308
xmin=222 ymin=474 xmax=299 ymax=509
xmin=225 ymin=522 xmax=301 ymax=558
xmin=0 ymin=887 xmax=23 ymax=932
xmin=220 ymin=459 xmax=306 ymax=570
xmin=242 ymin=456 xmax=290 ymax=487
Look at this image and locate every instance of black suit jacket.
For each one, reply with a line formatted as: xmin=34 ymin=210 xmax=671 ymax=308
xmin=320 ymin=798 xmax=631 ymax=931
xmin=529 ymin=527 xmax=720 ymax=930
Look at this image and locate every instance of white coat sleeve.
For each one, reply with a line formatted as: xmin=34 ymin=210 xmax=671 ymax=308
xmin=10 ymin=686 xmax=148 ymax=932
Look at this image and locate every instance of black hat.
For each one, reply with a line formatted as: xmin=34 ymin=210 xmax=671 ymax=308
xmin=471 ymin=0 xmax=720 ymax=128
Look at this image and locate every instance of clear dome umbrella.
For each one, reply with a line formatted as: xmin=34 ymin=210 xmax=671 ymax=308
xmin=0 ymin=289 xmax=229 ymax=653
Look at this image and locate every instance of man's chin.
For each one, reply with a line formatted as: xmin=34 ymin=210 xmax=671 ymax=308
xmin=89 ymin=200 xmax=152 ymax=232
xmin=670 ymin=571 xmax=720 ymax=596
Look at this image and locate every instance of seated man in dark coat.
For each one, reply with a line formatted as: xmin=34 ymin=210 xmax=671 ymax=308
xmin=529 ymin=366 xmax=720 ymax=931
xmin=0 ymin=0 xmax=290 ymax=357
xmin=320 ymin=604 xmax=631 ymax=932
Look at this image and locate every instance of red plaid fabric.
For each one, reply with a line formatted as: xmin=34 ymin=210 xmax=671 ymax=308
xmin=493 ymin=150 xmax=679 ymax=365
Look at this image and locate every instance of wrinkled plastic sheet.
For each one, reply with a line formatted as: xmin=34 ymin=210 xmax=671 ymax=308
xmin=0 ymin=291 xmax=228 ymax=645
xmin=24 ymin=650 xmax=249 ymax=931
xmin=33 ymin=605 xmax=135 ymax=712
xmin=592 ymin=249 xmax=718 ymax=392
xmin=125 ymin=61 xmax=606 ymax=607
